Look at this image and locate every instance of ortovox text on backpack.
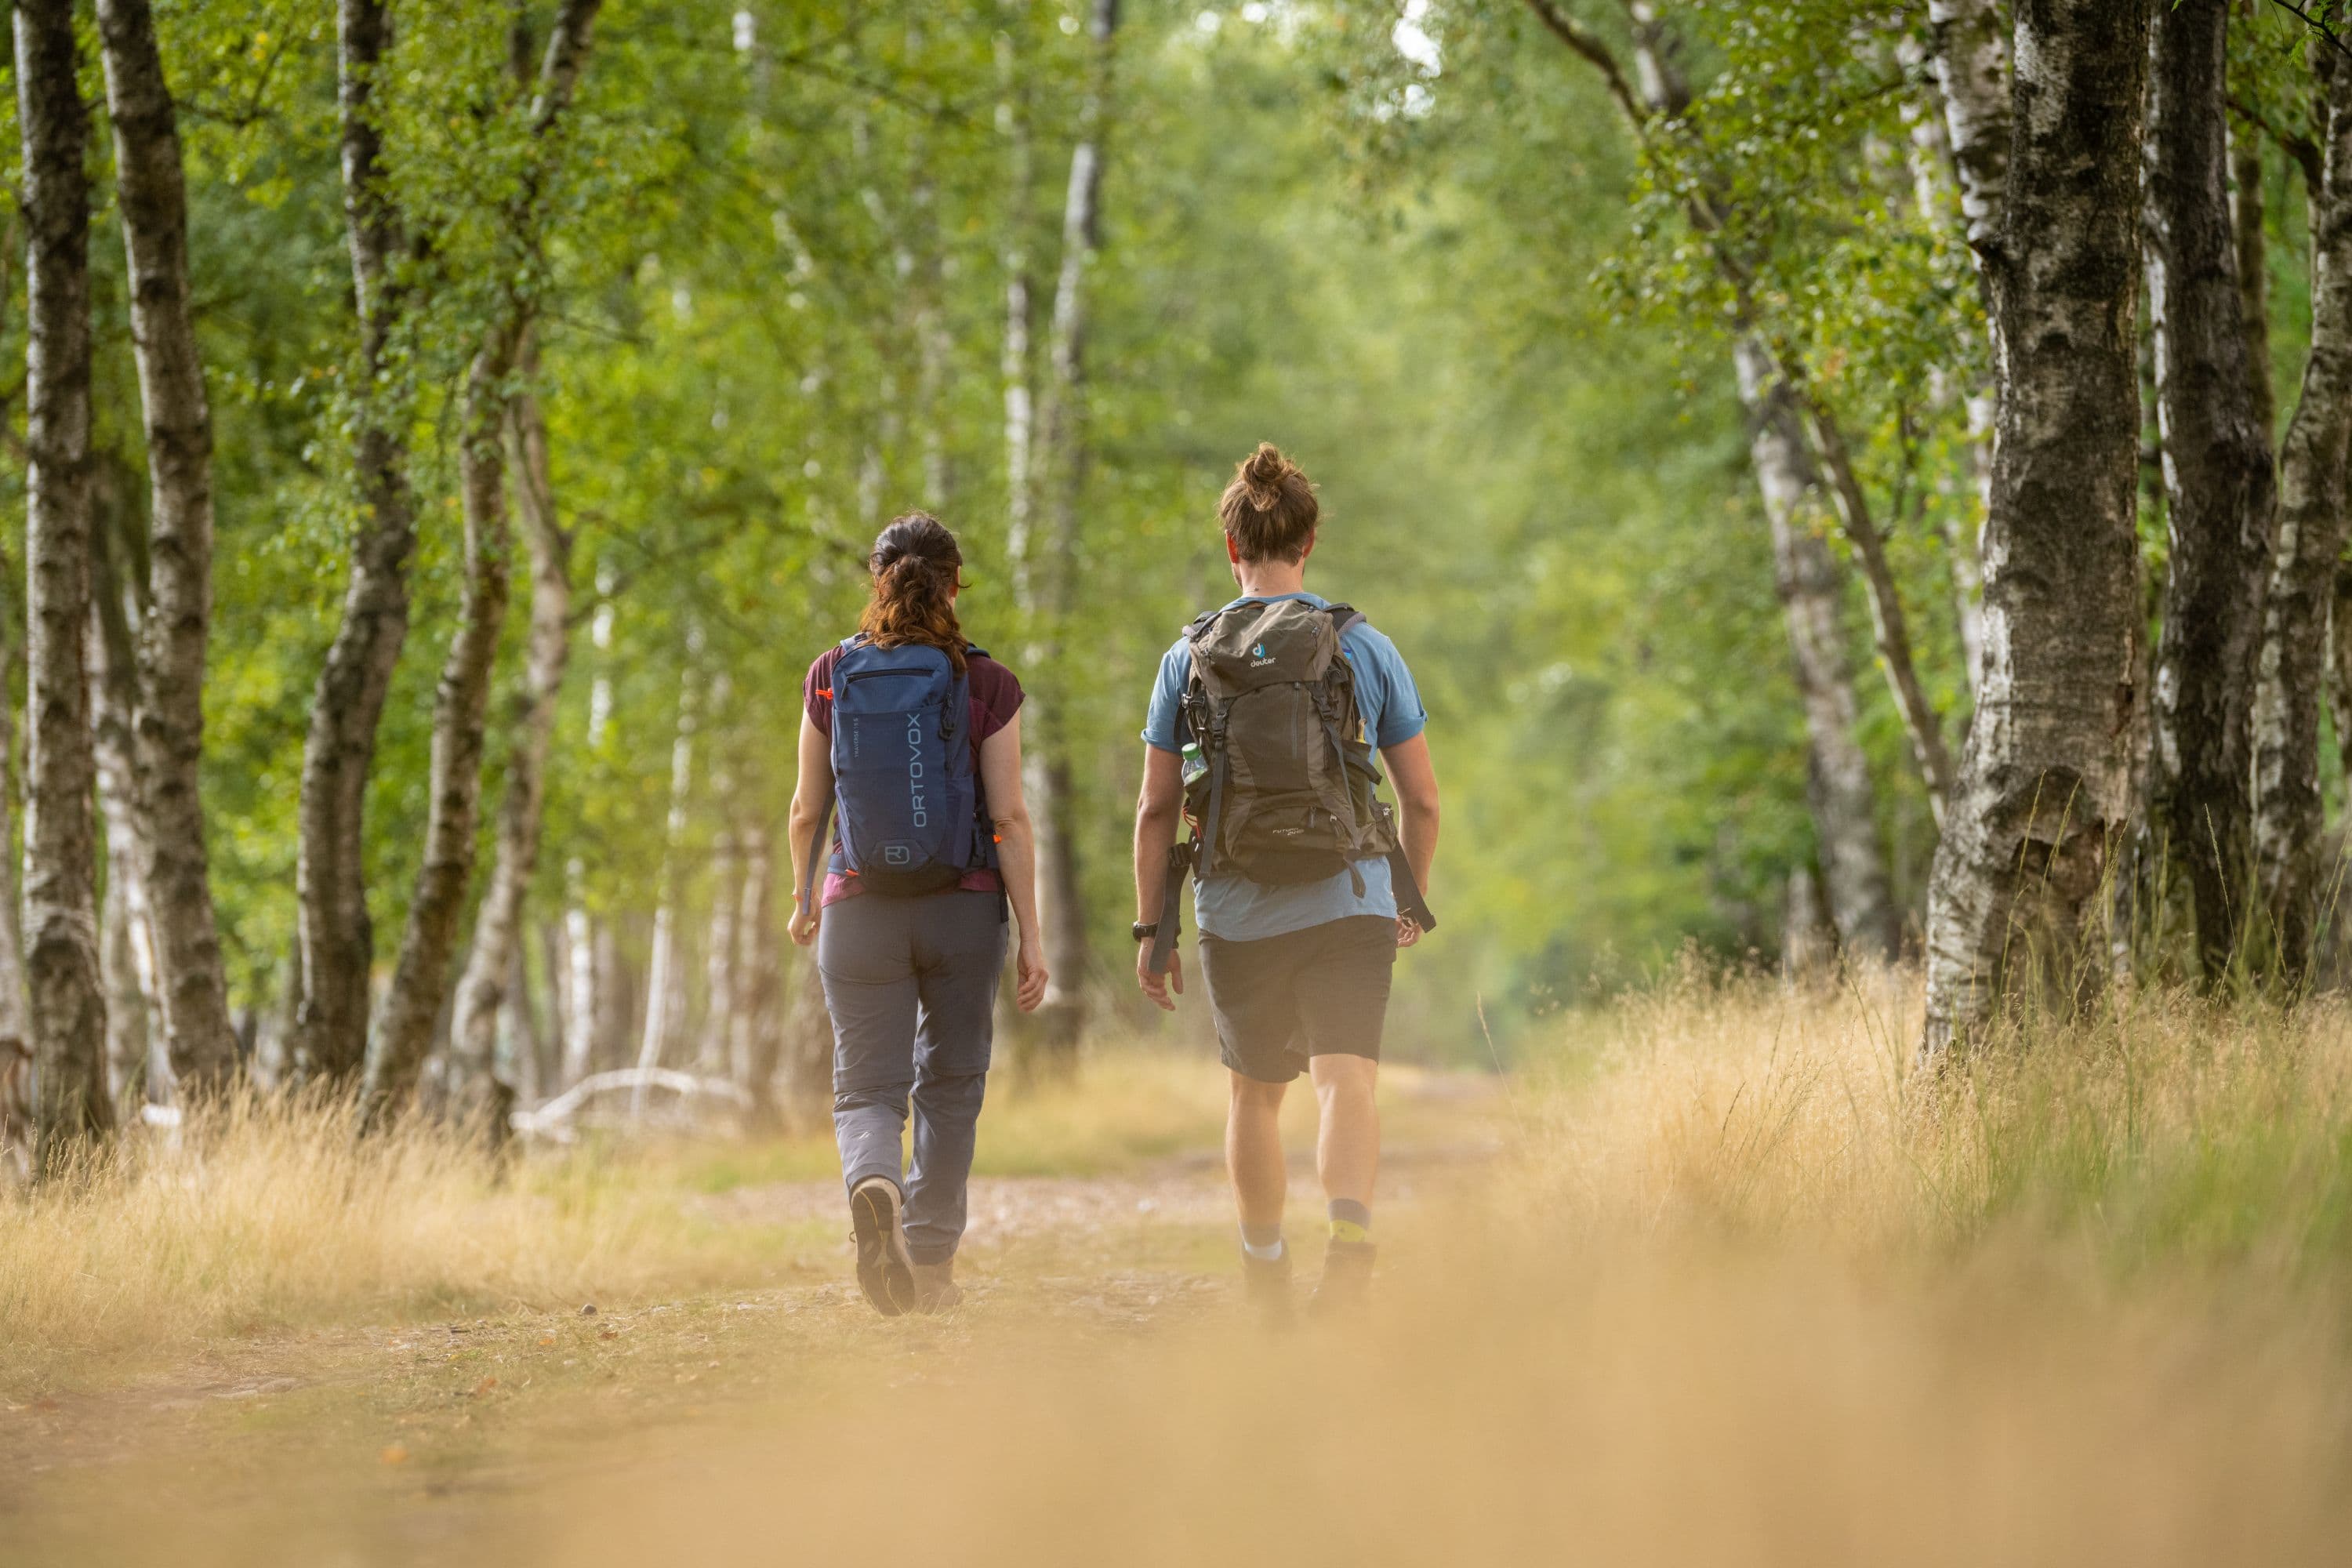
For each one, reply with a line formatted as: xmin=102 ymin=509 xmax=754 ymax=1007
xmin=801 ymin=637 xmax=994 ymax=913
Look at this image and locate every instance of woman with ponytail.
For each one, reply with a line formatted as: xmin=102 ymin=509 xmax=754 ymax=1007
xmin=788 ymin=513 xmax=1047 ymax=1315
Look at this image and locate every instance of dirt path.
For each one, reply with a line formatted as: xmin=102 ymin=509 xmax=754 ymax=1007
xmin=0 ymin=1092 xmax=1501 ymax=1564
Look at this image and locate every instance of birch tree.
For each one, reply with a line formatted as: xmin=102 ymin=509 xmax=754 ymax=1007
xmin=361 ymin=0 xmax=606 ymax=1128
xmin=17 ymin=0 xmax=113 ymax=1160
xmin=2141 ymin=0 xmax=2278 ymax=984
xmin=1017 ymin=0 xmax=1120 ymax=1062
xmin=1521 ymin=0 xmax=1903 ymax=953
xmin=630 ymin=638 xmax=697 ymax=1117
xmin=2256 ymin=52 xmax=2352 ymax=982
xmin=1921 ymin=0 xmax=2151 ymax=1055
xmin=94 ymin=0 xmax=240 ymax=1090
xmin=293 ymin=0 xmax=419 ymax=1086
xmin=448 ymin=350 xmax=574 ymax=1120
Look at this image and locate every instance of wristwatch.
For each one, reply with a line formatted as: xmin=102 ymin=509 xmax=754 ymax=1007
xmin=1131 ymin=921 xmax=1159 ymax=943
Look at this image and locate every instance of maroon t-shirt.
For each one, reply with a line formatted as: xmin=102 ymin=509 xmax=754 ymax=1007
xmin=804 ymin=644 xmax=1024 ymax=907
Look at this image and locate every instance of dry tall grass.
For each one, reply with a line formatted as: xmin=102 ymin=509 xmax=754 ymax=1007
xmin=507 ymin=967 xmax=2352 ymax=1567
xmin=0 ymin=1094 xmax=774 ymax=1390
xmin=16 ymin=967 xmax=2352 ymax=1566
xmin=1524 ymin=964 xmax=2352 ymax=1274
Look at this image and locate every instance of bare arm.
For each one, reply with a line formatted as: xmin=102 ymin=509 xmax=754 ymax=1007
xmin=786 ymin=710 xmax=832 ymax=944
xmin=1133 ymin=745 xmax=1186 ymax=1007
xmin=1383 ymin=731 xmax=1439 ymax=944
xmin=981 ymin=711 xmax=1049 ymax=1011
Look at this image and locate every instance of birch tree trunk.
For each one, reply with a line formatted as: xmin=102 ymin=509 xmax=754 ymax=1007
xmin=734 ymin=817 xmax=784 ymax=1128
xmin=1735 ymin=340 xmax=1902 ymax=959
xmin=0 ymin=646 xmax=34 ymax=1058
xmin=1805 ymin=397 xmax=1956 ymax=819
xmin=2142 ymin=0 xmax=2278 ymax=983
xmin=294 ymin=0 xmax=419 ymax=1087
xmin=1921 ymin=0 xmax=2151 ymax=1057
xmin=94 ymin=0 xmax=238 ymax=1091
xmin=2256 ymin=60 xmax=2352 ymax=981
xmin=1015 ymin=0 xmax=1119 ymax=1070
xmin=1525 ymin=0 xmax=1906 ymax=952
xmin=2232 ymin=125 xmax=2275 ymax=441
xmin=630 ymin=647 xmax=697 ymax=1117
xmin=999 ymin=9 xmax=1038 ymax=593
xmin=1927 ymin=0 xmax=2013 ymax=259
xmin=447 ymin=359 xmax=572 ymax=1120
xmin=360 ymin=0 xmax=604 ymax=1131
xmin=702 ymin=748 xmax=742 ymax=1080
xmin=16 ymin=0 xmax=114 ymax=1160
xmin=562 ymin=562 xmax=618 ymax=1089
xmin=359 ymin=328 xmax=518 ymax=1129
xmin=89 ymin=496 xmax=158 ymax=1107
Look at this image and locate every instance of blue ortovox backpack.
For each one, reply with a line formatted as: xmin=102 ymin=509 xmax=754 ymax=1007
xmin=803 ymin=636 xmax=993 ymax=909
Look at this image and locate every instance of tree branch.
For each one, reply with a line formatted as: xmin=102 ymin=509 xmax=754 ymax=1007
xmin=1519 ymin=0 xmax=1646 ymax=132
xmin=2230 ymin=92 xmax=2326 ymax=188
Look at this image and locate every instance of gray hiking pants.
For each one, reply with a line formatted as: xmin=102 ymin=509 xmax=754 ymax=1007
xmin=818 ymin=888 xmax=1006 ymax=1265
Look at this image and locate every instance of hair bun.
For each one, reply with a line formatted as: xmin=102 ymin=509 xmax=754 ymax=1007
xmin=1240 ymin=443 xmax=1291 ymax=507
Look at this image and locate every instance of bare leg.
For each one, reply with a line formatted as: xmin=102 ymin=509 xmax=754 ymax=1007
xmin=1227 ymin=1071 xmax=1289 ymax=1232
xmin=1310 ymin=1052 xmax=1379 ymax=1208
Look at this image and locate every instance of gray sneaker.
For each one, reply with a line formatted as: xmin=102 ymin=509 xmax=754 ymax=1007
xmin=849 ymin=1177 xmax=916 ymax=1317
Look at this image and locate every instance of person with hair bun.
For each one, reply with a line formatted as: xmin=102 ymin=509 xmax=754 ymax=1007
xmin=1133 ymin=442 xmax=1443 ymax=1319
xmin=788 ymin=513 xmax=1048 ymax=1316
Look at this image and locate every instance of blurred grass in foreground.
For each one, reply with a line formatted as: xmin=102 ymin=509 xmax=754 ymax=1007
xmin=511 ymin=969 xmax=2352 ymax=1566
xmin=11 ymin=968 xmax=2352 ymax=1563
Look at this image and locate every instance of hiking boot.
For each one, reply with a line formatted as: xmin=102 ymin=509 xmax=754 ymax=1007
xmin=1308 ymin=1240 xmax=1376 ymax=1318
xmin=848 ymin=1177 xmax=916 ymax=1317
xmin=911 ymin=1258 xmax=964 ymax=1312
xmin=1243 ymin=1246 xmax=1294 ymax=1326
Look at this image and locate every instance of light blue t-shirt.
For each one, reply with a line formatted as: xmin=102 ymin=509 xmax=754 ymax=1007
xmin=1143 ymin=592 xmax=1427 ymax=942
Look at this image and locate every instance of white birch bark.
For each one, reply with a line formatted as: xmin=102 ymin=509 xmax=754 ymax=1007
xmin=1528 ymin=0 xmax=1905 ymax=954
xmin=1017 ymin=0 xmax=1120 ymax=1065
xmin=2142 ymin=0 xmax=2278 ymax=983
xmin=448 ymin=356 xmax=573 ymax=1116
xmin=17 ymin=0 xmax=114 ymax=1160
xmin=733 ymin=817 xmax=783 ymax=1125
xmin=1735 ymin=340 xmax=1902 ymax=959
xmin=361 ymin=0 xmax=605 ymax=1130
xmin=1922 ymin=0 xmax=2151 ymax=1055
xmin=999 ymin=13 xmax=1039 ymax=603
xmin=2256 ymin=59 xmax=2352 ymax=979
xmin=94 ymin=0 xmax=239 ymax=1091
xmin=630 ymin=641 xmax=698 ymax=1117
xmin=295 ymin=0 xmax=418 ymax=1087
xmin=89 ymin=504 xmax=158 ymax=1108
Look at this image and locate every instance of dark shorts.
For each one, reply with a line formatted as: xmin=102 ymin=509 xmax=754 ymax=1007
xmin=1197 ymin=915 xmax=1399 ymax=1083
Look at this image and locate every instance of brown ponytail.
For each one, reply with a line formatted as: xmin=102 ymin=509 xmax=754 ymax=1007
xmin=1218 ymin=442 xmax=1319 ymax=564
xmin=858 ymin=512 xmax=969 ymax=672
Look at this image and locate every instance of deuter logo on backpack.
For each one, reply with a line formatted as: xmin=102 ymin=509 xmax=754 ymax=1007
xmin=1180 ymin=599 xmax=1398 ymax=887
xmin=803 ymin=637 xmax=994 ymax=909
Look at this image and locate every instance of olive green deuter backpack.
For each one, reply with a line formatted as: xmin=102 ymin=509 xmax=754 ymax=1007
xmin=1180 ymin=598 xmax=1399 ymax=889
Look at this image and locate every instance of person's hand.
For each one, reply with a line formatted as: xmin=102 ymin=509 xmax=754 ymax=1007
xmin=1138 ymin=939 xmax=1184 ymax=1011
xmin=1015 ymin=935 xmax=1050 ymax=1014
xmin=789 ymin=896 xmax=820 ymax=948
xmin=1396 ymin=916 xmax=1422 ymax=949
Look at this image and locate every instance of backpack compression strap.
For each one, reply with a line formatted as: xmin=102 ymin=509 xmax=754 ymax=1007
xmin=1324 ymin=607 xmax=1439 ymax=931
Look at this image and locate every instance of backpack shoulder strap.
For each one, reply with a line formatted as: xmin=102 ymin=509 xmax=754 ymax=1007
xmin=1183 ymin=607 xmax=1225 ymax=644
xmin=964 ymin=642 xmax=988 ymax=661
xmin=1325 ymin=604 xmax=1367 ymax=639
